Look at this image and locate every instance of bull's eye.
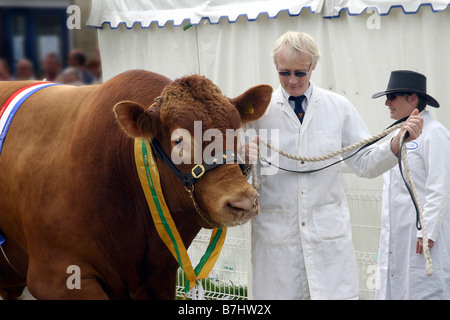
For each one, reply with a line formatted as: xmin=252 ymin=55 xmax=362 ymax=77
xmin=174 ymin=136 xmax=183 ymax=145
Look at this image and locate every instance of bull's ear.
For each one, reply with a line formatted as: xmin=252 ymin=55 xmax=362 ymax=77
xmin=230 ymin=85 xmax=272 ymax=124
xmin=113 ymin=101 xmax=158 ymax=139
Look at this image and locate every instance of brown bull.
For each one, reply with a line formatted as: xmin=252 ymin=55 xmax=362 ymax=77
xmin=0 ymin=70 xmax=271 ymax=299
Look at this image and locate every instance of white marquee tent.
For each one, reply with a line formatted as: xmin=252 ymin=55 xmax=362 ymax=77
xmin=88 ymin=0 xmax=450 ymax=299
xmin=88 ymin=0 xmax=450 ymax=136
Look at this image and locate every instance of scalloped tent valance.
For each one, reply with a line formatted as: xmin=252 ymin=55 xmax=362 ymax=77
xmin=87 ymin=0 xmax=450 ymax=28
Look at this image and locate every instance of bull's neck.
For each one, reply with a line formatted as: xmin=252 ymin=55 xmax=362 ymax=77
xmin=120 ymin=136 xmax=201 ymax=248
xmin=134 ymin=141 xmax=228 ymax=295
xmin=153 ymin=153 xmax=201 ymax=246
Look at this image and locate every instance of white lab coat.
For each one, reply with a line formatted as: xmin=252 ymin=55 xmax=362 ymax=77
xmin=247 ymin=84 xmax=398 ymax=300
xmin=376 ymin=111 xmax=450 ymax=300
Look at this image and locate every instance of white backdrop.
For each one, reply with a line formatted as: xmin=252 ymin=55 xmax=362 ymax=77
xmin=88 ymin=2 xmax=450 ymax=133
xmin=88 ymin=1 xmax=450 ymax=299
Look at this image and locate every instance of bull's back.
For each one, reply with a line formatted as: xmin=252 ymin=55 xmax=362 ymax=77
xmin=0 ymin=82 xmax=98 ymax=175
xmin=0 ymin=82 xmax=98 ymax=246
xmin=0 ymin=71 xmax=171 ymax=287
xmin=0 ymin=71 xmax=171 ymax=216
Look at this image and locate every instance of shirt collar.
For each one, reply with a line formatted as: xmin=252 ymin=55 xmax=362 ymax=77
xmin=281 ymin=82 xmax=313 ymax=108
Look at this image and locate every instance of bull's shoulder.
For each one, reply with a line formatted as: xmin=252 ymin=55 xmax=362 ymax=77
xmin=0 ymin=81 xmax=41 ymax=105
xmin=92 ymin=70 xmax=172 ymax=108
xmin=105 ymin=70 xmax=172 ymax=93
xmin=122 ymin=69 xmax=172 ymax=85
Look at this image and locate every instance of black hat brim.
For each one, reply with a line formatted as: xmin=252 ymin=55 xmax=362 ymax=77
xmin=372 ymin=88 xmax=440 ymax=108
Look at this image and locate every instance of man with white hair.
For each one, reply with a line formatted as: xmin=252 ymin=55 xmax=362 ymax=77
xmin=245 ymin=31 xmax=424 ymax=300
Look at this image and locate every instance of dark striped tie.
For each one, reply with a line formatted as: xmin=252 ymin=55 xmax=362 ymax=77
xmin=289 ymin=95 xmax=306 ymax=123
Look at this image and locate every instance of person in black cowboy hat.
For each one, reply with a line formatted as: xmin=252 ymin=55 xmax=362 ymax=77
xmin=373 ymin=70 xmax=439 ymax=118
xmin=374 ymin=70 xmax=450 ymax=300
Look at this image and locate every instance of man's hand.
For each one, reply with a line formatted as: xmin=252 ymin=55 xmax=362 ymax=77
xmin=242 ymin=136 xmax=260 ymax=164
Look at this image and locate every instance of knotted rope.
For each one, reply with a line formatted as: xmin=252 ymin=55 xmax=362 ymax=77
xmin=251 ymin=116 xmax=433 ymax=276
xmin=260 ymin=122 xmax=403 ymax=163
xmin=399 ymin=130 xmax=433 ymax=276
xmin=251 ymin=121 xmax=404 ymax=190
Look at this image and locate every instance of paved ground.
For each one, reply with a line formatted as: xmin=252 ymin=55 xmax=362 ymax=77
xmin=22 ymin=287 xmax=35 ymax=300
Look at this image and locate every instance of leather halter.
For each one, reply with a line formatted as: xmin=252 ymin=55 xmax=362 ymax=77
xmin=151 ymin=138 xmax=251 ymax=228
xmin=151 ymin=138 xmax=250 ymax=187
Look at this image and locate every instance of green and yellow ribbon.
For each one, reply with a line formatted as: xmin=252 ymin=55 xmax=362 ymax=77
xmin=134 ymin=138 xmax=227 ymax=294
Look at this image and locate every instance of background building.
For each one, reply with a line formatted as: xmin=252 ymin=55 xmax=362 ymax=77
xmin=0 ymin=0 xmax=98 ymax=79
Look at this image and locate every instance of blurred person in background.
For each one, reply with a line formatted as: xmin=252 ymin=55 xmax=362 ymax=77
xmin=86 ymin=45 xmax=102 ymax=83
xmin=60 ymin=67 xmax=84 ymax=86
xmin=0 ymin=59 xmax=12 ymax=81
xmin=14 ymin=59 xmax=35 ymax=81
xmin=86 ymin=58 xmax=102 ymax=84
xmin=42 ymin=52 xmax=62 ymax=82
xmin=67 ymin=49 xmax=94 ymax=84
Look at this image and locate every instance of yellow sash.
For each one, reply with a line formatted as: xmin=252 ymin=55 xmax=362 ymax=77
xmin=134 ymin=138 xmax=227 ymax=294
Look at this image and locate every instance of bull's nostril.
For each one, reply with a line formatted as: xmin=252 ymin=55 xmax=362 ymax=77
xmin=227 ymin=198 xmax=258 ymax=213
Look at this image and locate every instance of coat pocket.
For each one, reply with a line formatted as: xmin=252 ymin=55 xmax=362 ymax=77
xmin=312 ymin=201 xmax=349 ymax=241
xmin=252 ymin=209 xmax=292 ymax=247
xmin=315 ymin=134 xmax=342 ymax=157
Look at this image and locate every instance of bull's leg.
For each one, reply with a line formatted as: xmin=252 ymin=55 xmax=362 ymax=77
xmin=0 ymin=242 xmax=28 ymax=300
xmin=26 ymin=259 xmax=111 ymax=300
xmin=0 ymin=286 xmax=26 ymax=300
xmin=33 ymin=281 xmax=110 ymax=299
xmin=28 ymin=280 xmax=110 ymax=300
xmin=0 ymin=258 xmax=26 ymax=300
xmin=0 ymin=257 xmax=26 ymax=286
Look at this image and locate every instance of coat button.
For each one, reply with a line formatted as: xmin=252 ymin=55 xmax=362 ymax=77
xmin=301 ymin=222 xmax=306 ymax=227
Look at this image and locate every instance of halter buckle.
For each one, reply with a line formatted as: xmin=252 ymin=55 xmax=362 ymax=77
xmin=191 ymin=164 xmax=205 ymax=179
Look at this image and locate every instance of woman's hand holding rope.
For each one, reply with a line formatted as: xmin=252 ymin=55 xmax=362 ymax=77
xmin=390 ymin=109 xmax=424 ymax=155
xmin=417 ymin=238 xmax=435 ymax=254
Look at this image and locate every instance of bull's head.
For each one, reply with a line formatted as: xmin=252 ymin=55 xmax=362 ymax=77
xmin=114 ymin=75 xmax=272 ymax=227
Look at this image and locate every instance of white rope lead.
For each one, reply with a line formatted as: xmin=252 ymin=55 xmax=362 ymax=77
xmin=399 ymin=130 xmax=433 ymax=276
xmin=259 ymin=122 xmax=404 ymax=163
xmin=252 ymin=116 xmax=433 ymax=276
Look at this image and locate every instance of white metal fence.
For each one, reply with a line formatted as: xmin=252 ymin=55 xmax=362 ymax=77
xmin=176 ymin=225 xmax=251 ymax=300
xmin=176 ymin=168 xmax=384 ymax=300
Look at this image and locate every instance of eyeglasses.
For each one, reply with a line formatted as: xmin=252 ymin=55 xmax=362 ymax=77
xmin=278 ymin=64 xmax=312 ymax=78
xmin=386 ymin=93 xmax=408 ymax=101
